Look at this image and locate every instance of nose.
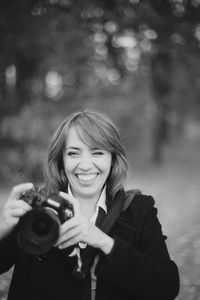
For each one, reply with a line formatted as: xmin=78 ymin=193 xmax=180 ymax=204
xmin=78 ymin=153 xmax=93 ymax=170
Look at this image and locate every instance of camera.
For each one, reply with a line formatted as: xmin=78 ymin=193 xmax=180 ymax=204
xmin=17 ymin=188 xmax=74 ymax=255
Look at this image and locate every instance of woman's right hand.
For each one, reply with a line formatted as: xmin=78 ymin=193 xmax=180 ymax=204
xmin=0 ymin=183 xmax=33 ymax=241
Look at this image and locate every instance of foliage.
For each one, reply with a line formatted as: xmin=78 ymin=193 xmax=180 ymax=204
xmin=0 ymin=0 xmax=200 ymax=182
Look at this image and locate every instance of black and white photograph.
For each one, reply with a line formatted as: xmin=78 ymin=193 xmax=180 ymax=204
xmin=0 ymin=1 xmax=200 ymax=299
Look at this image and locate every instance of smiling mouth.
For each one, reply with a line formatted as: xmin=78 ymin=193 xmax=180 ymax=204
xmin=76 ymin=173 xmax=99 ymax=182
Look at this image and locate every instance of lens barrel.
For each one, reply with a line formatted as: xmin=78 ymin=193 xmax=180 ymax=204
xmin=17 ymin=208 xmax=60 ymax=255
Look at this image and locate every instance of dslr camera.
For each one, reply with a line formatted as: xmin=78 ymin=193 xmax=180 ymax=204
xmin=17 ymin=188 xmax=74 ymax=255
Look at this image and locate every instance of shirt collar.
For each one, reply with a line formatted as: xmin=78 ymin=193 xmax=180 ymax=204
xmin=96 ymin=186 xmax=107 ymax=213
xmin=68 ymin=185 xmax=107 ymax=214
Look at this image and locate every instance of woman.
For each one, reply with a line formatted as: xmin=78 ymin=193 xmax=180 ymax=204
xmin=0 ymin=110 xmax=179 ymax=300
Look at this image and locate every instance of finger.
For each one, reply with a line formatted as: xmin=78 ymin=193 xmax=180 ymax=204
xmin=6 ymin=217 xmax=19 ymax=228
xmin=55 ymin=226 xmax=82 ymax=246
xmin=11 ymin=207 xmax=30 ymax=218
xmin=57 ymin=233 xmax=82 ymax=249
xmin=4 ymin=201 xmax=32 ymax=220
xmin=59 ymin=216 xmax=82 ymax=236
xmin=9 ymin=200 xmax=32 ymax=211
xmin=9 ymin=183 xmax=34 ymax=202
xmin=59 ymin=192 xmax=80 ymax=215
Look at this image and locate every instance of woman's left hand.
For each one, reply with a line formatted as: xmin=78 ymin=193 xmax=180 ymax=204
xmin=55 ymin=192 xmax=114 ymax=255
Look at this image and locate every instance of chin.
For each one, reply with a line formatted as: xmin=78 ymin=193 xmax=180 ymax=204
xmin=78 ymin=188 xmax=102 ymax=199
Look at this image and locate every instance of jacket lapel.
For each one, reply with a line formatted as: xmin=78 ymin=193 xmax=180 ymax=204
xmin=110 ymin=209 xmax=136 ymax=243
xmin=105 ymin=190 xmax=136 ymax=243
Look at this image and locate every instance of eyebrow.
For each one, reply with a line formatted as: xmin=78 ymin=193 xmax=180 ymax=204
xmin=65 ymin=146 xmax=102 ymax=150
xmin=65 ymin=147 xmax=80 ymax=150
xmin=91 ymin=147 xmax=103 ymax=150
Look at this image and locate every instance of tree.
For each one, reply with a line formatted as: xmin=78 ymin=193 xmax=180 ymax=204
xmin=1 ymin=0 xmax=200 ymax=184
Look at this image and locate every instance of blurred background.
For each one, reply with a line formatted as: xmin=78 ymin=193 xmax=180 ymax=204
xmin=0 ymin=0 xmax=200 ymax=299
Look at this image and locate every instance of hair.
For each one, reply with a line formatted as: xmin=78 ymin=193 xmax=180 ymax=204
xmin=44 ymin=110 xmax=128 ymax=200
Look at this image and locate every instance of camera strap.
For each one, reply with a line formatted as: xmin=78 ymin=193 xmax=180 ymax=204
xmin=72 ymin=188 xmax=140 ymax=279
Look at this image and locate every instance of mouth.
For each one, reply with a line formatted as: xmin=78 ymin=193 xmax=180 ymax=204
xmin=75 ymin=173 xmax=99 ymax=183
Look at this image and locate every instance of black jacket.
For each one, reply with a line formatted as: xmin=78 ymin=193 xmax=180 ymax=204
xmin=0 ymin=193 xmax=179 ymax=300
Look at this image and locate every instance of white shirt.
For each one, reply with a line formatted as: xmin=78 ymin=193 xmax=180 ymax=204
xmin=68 ymin=186 xmax=107 ymax=299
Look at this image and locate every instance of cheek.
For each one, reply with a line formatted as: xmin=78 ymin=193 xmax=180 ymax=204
xmin=100 ymin=157 xmax=112 ymax=174
xmin=63 ymin=157 xmax=75 ymax=173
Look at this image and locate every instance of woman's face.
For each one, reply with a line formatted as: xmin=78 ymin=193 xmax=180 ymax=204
xmin=63 ymin=126 xmax=112 ymax=200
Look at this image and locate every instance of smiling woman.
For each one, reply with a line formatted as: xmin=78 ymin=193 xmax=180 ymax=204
xmin=0 ymin=110 xmax=179 ymax=300
xmin=63 ymin=127 xmax=112 ymax=209
xmin=45 ymin=110 xmax=128 ymax=200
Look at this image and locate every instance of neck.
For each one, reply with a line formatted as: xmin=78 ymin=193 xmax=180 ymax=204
xmin=73 ymin=193 xmax=101 ymax=218
xmin=79 ymin=199 xmax=97 ymax=219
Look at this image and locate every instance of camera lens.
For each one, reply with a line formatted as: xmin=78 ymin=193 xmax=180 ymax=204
xmin=32 ymin=218 xmax=51 ymax=236
xmin=17 ymin=208 xmax=60 ymax=255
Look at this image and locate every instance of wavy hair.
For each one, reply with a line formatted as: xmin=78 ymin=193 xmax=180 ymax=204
xmin=44 ymin=110 xmax=128 ymax=200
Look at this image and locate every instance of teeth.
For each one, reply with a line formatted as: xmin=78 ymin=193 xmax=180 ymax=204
xmin=77 ymin=174 xmax=97 ymax=181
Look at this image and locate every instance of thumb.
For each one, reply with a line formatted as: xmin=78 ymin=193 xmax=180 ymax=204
xmin=59 ymin=191 xmax=80 ymax=216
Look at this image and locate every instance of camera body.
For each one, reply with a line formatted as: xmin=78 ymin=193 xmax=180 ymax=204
xmin=17 ymin=188 xmax=74 ymax=255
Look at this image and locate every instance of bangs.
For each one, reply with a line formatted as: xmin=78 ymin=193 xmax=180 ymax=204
xmin=72 ymin=116 xmax=113 ymax=152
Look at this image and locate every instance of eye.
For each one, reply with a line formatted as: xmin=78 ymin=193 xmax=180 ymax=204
xmin=66 ymin=151 xmax=80 ymax=157
xmin=92 ymin=150 xmax=104 ymax=156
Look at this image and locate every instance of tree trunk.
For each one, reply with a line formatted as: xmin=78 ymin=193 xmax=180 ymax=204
xmin=150 ymin=50 xmax=172 ymax=164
